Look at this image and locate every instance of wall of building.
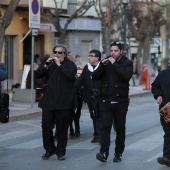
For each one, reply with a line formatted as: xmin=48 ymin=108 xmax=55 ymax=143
xmin=1 ymin=8 xmax=53 ymax=85
xmin=68 ymin=30 xmax=101 ymax=66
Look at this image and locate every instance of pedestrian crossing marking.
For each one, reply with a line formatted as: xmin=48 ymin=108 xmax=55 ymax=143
xmin=0 ymin=131 xmax=37 ymax=142
xmin=1 ymin=130 xmax=162 ymax=152
xmin=7 ymin=138 xmax=42 ymax=149
xmin=145 ymin=152 xmax=162 ymax=162
xmin=16 ymin=122 xmax=41 ymax=128
xmin=67 ymin=139 xmax=100 ymax=150
xmin=126 ymin=131 xmax=164 ymax=151
xmin=67 ymin=132 xmax=132 ymax=150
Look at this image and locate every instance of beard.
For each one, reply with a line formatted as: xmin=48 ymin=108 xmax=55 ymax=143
xmin=58 ymin=56 xmax=64 ymax=62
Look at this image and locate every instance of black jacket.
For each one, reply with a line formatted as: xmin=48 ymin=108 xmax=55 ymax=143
xmin=151 ymin=67 xmax=170 ymax=108
xmin=75 ymin=64 xmax=100 ymax=103
xmin=35 ymin=58 xmax=77 ymax=110
xmin=92 ymin=55 xmax=133 ymax=102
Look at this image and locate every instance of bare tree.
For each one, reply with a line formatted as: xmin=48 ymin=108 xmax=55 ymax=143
xmin=128 ymin=0 xmax=166 ymax=77
xmin=93 ymin=0 xmax=123 ymax=55
xmin=0 ymin=0 xmax=20 ymax=61
xmin=43 ymin=0 xmax=94 ymax=44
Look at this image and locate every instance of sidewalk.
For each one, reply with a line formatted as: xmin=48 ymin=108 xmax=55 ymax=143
xmin=8 ymin=77 xmax=152 ymax=122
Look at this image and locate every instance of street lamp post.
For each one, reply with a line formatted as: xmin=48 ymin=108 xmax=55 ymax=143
xmin=123 ymin=0 xmax=129 ymax=54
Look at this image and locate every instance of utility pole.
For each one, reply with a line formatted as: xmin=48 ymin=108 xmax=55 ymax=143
xmin=123 ymin=0 xmax=129 ymax=54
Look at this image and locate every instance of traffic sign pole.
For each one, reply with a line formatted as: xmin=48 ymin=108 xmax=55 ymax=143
xmin=29 ymin=0 xmax=40 ymax=106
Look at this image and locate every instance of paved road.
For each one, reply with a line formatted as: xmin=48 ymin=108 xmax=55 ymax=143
xmin=0 ymin=93 xmax=167 ymax=170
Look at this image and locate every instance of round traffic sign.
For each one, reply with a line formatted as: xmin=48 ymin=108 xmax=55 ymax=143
xmin=32 ymin=0 xmax=39 ymax=15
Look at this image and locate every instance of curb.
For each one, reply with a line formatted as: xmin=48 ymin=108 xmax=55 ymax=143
xmin=129 ymin=91 xmax=151 ymax=97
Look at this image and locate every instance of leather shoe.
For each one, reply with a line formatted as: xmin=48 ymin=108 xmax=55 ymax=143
xmin=96 ymin=152 xmax=107 ymax=162
xmin=41 ymin=152 xmax=55 ymax=160
xmin=157 ymin=157 xmax=170 ymax=167
xmin=91 ymin=137 xmax=101 ymax=144
xmin=57 ymin=155 xmax=65 ymax=160
xmin=113 ymin=154 xmax=122 ymax=162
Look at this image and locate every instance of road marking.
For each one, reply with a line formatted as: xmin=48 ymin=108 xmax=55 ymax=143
xmin=9 ymin=107 xmax=28 ymax=110
xmin=67 ymin=138 xmax=100 ymax=150
xmin=67 ymin=132 xmax=132 ymax=150
xmin=7 ymin=138 xmax=42 ymax=149
xmin=3 ymin=131 xmax=132 ymax=150
xmin=145 ymin=152 xmax=162 ymax=162
xmin=126 ymin=131 xmax=164 ymax=151
xmin=16 ymin=122 xmax=41 ymax=128
xmin=0 ymin=131 xmax=37 ymax=142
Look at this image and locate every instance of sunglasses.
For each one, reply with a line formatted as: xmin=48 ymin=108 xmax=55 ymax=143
xmin=54 ymin=51 xmax=63 ymax=54
xmin=111 ymin=41 xmax=121 ymax=45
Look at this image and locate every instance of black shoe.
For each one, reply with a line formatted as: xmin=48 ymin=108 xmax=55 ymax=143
xmin=157 ymin=157 xmax=170 ymax=167
xmin=113 ymin=154 xmax=122 ymax=162
xmin=58 ymin=155 xmax=65 ymax=161
xmin=70 ymin=132 xmax=75 ymax=139
xmin=42 ymin=152 xmax=55 ymax=160
xmin=91 ymin=137 xmax=101 ymax=144
xmin=96 ymin=152 xmax=107 ymax=162
xmin=75 ymin=132 xmax=80 ymax=137
xmin=96 ymin=138 xmax=101 ymax=144
xmin=91 ymin=137 xmax=98 ymax=143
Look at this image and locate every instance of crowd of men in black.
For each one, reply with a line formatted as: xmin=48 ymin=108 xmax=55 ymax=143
xmin=1 ymin=41 xmax=170 ymax=167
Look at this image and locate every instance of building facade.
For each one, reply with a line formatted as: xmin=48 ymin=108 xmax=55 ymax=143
xmin=0 ymin=0 xmax=101 ymax=88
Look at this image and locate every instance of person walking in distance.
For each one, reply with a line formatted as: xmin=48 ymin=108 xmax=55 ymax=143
xmin=0 ymin=62 xmax=8 ymax=123
xmin=35 ymin=44 xmax=77 ymax=160
xmin=75 ymin=49 xmax=101 ymax=144
xmin=92 ymin=42 xmax=133 ymax=162
xmin=151 ymin=61 xmax=170 ymax=167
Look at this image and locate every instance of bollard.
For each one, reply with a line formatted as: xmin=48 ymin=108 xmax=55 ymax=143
xmin=140 ymin=64 xmax=148 ymax=85
xmin=144 ymin=74 xmax=151 ymax=90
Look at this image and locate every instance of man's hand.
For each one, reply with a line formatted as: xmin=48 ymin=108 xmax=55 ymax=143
xmin=157 ymin=96 xmax=163 ymax=104
xmin=108 ymin=57 xmax=116 ymax=64
xmin=53 ymin=57 xmax=61 ymax=66
xmin=102 ymin=59 xmax=110 ymax=65
xmin=102 ymin=57 xmax=115 ymax=65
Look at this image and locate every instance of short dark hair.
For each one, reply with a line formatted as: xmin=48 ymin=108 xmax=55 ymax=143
xmin=53 ymin=44 xmax=67 ymax=55
xmin=110 ymin=41 xmax=123 ymax=51
xmin=89 ymin=49 xmax=101 ymax=61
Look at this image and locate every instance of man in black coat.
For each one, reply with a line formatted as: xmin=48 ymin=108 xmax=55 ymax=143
xmin=36 ymin=44 xmax=77 ymax=160
xmin=75 ymin=49 xmax=101 ymax=144
xmin=151 ymin=64 xmax=170 ymax=167
xmin=92 ymin=42 xmax=133 ymax=163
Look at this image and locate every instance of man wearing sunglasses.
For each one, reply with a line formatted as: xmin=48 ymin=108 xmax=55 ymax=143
xmin=36 ymin=44 xmax=77 ymax=161
xmin=92 ymin=42 xmax=133 ymax=163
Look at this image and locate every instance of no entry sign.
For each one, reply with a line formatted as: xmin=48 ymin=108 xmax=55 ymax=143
xmin=29 ymin=0 xmax=40 ymax=28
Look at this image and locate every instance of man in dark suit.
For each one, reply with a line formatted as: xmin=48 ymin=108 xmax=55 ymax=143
xmin=75 ymin=49 xmax=101 ymax=143
xmin=92 ymin=42 xmax=133 ymax=163
xmin=36 ymin=44 xmax=77 ymax=160
xmin=151 ymin=61 xmax=170 ymax=167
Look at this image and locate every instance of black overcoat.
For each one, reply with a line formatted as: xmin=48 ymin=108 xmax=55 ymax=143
xmin=35 ymin=58 xmax=77 ymax=110
xmin=75 ymin=64 xmax=100 ymax=103
xmin=151 ymin=67 xmax=170 ymax=108
xmin=92 ymin=55 xmax=133 ymax=102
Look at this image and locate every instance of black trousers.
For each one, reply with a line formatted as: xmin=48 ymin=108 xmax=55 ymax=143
xmin=160 ymin=116 xmax=170 ymax=159
xmin=69 ymin=97 xmax=83 ymax=133
xmin=99 ymin=101 xmax=129 ymax=156
xmin=87 ymin=102 xmax=101 ymax=139
xmin=42 ymin=109 xmax=71 ymax=156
